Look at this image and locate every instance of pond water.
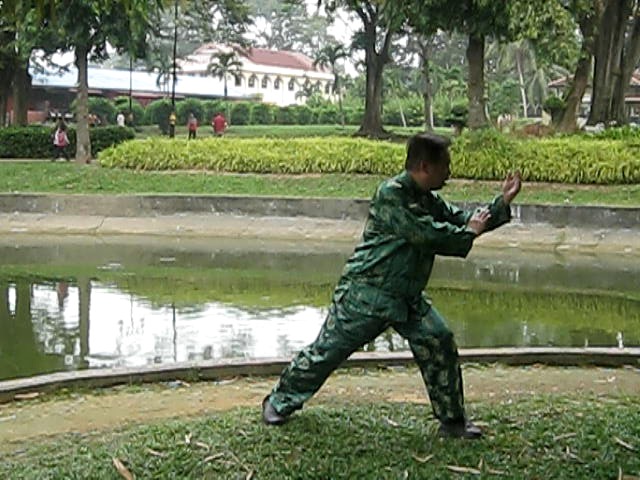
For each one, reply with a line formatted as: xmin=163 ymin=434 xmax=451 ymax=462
xmin=0 ymin=235 xmax=638 ymax=381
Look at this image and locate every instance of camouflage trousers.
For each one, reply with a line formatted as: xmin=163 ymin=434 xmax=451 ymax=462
xmin=268 ymin=284 xmax=466 ymax=423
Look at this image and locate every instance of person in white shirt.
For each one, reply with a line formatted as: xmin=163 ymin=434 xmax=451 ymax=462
xmin=116 ymin=112 xmax=125 ymax=127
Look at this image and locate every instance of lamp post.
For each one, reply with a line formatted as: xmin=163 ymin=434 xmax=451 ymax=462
xmin=169 ymin=0 xmax=178 ymax=138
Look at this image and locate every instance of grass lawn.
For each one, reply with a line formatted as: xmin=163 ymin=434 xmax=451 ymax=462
xmin=2 ymin=395 xmax=638 ymax=479
xmin=0 ymin=162 xmax=638 ymax=206
xmin=136 ymin=124 xmax=453 ymax=139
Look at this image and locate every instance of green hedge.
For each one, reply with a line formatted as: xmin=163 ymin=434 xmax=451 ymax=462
xmin=99 ymin=137 xmax=403 ymax=174
xmin=0 ymin=125 xmax=135 ymax=159
xmin=98 ymin=130 xmax=640 ymax=184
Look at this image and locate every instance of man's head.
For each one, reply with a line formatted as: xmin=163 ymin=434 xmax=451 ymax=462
xmin=405 ymin=133 xmax=451 ymax=191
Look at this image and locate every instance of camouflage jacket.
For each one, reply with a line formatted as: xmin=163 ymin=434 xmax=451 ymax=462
xmin=336 ymin=170 xmax=511 ymax=321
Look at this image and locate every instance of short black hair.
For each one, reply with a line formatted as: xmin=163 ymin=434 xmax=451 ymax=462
xmin=405 ymin=133 xmax=451 ymax=170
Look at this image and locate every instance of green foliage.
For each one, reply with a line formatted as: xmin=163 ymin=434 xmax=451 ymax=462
xmin=176 ymin=98 xmax=205 ymax=125
xmin=316 ymin=105 xmax=340 ymax=124
xmin=98 ymin=131 xmax=640 ymax=184
xmin=276 ymin=106 xmax=297 ymax=125
xmin=71 ymin=97 xmax=117 ymax=125
xmin=143 ymin=99 xmax=173 ymax=133
xmin=202 ymin=100 xmax=229 ymax=122
xmin=250 ymin=103 xmax=275 ymax=125
xmin=230 ymin=102 xmax=252 ymax=125
xmin=98 ymin=137 xmax=404 ymax=174
xmin=451 ymin=129 xmax=640 ymax=184
xmin=543 ymin=95 xmax=565 ymax=113
xmin=113 ymin=96 xmax=146 ymax=126
xmin=0 ymin=126 xmax=134 ymax=158
xmin=294 ymin=105 xmax=314 ymax=125
xmin=587 ymin=126 xmax=640 ymax=141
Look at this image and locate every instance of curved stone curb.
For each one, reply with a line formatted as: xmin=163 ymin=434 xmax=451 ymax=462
xmin=1 ymin=193 xmax=639 ymax=229
xmin=1 ymin=347 xmax=638 ymax=404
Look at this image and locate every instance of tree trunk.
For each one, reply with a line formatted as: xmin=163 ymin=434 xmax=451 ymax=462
xmin=516 ymin=52 xmax=528 ymax=118
xmin=556 ymin=6 xmax=600 ymax=132
xmin=74 ymin=45 xmax=92 ymax=163
xmin=613 ymin=13 xmax=640 ymax=124
xmin=588 ymin=0 xmax=629 ymax=125
xmin=421 ymin=41 xmax=434 ymax=131
xmin=335 ymin=75 xmax=345 ymax=127
xmin=12 ymin=61 xmax=31 ymax=126
xmin=356 ymin=16 xmax=390 ymax=139
xmin=466 ymin=33 xmax=488 ymax=129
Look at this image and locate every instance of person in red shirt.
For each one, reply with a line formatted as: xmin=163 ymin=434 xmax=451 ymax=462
xmin=212 ymin=112 xmax=227 ymax=136
xmin=187 ymin=113 xmax=198 ymax=140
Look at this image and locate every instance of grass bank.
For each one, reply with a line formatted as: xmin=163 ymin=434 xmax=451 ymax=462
xmin=135 ymin=124 xmax=449 ymax=139
xmin=0 ymin=163 xmax=639 ymax=206
xmin=2 ymin=394 xmax=638 ymax=479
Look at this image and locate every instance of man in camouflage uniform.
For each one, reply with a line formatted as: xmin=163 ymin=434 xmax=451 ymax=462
xmin=262 ymin=133 xmax=522 ymax=439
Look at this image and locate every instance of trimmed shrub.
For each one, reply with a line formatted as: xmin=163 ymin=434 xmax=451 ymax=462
xmin=294 ymin=105 xmax=314 ymax=125
xmin=276 ymin=106 xmax=297 ymax=125
xmin=176 ymin=98 xmax=205 ymax=125
xmin=99 ymin=136 xmax=404 ymax=174
xmin=251 ymin=103 xmax=275 ymax=125
xmin=144 ymin=99 xmax=173 ymax=133
xmin=70 ymin=97 xmax=117 ymax=125
xmin=316 ymin=105 xmax=339 ymax=124
xmin=98 ymin=130 xmax=640 ymax=184
xmin=113 ymin=97 xmax=146 ymax=126
xmin=230 ymin=102 xmax=252 ymax=125
xmin=0 ymin=125 xmax=134 ymax=158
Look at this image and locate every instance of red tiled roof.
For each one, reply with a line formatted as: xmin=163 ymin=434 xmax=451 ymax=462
xmin=549 ymin=69 xmax=640 ymax=87
xmin=193 ymin=43 xmax=326 ymax=72
xmin=245 ymin=47 xmax=318 ymax=71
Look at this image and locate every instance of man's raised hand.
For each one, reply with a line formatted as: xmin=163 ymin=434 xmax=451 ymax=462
xmin=467 ymin=208 xmax=492 ymax=236
xmin=502 ymin=171 xmax=522 ymax=205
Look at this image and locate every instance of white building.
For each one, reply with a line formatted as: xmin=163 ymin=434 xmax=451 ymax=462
xmin=178 ymin=43 xmax=335 ymax=106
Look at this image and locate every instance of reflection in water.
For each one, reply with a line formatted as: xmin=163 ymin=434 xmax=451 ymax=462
xmin=0 ymin=237 xmax=638 ymax=381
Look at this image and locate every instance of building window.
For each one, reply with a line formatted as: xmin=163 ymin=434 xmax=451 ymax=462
xmin=274 ymin=77 xmax=281 ymax=90
xmin=288 ymin=79 xmax=296 ymax=91
xmin=314 ymin=81 xmax=321 ymax=92
xmin=261 ymin=76 xmax=269 ymax=89
xmin=324 ymin=82 xmax=331 ymax=94
xmin=248 ymin=75 xmax=257 ymax=88
xmin=235 ymin=75 xmax=243 ymax=87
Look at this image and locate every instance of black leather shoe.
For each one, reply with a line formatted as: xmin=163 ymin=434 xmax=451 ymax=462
xmin=438 ymin=419 xmax=483 ymax=439
xmin=262 ymin=396 xmax=289 ymax=426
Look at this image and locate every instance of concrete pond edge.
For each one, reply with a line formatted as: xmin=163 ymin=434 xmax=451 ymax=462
xmin=1 ymin=348 xmax=639 ymax=404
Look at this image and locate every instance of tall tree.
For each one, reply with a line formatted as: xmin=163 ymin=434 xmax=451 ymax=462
xmin=588 ymin=0 xmax=640 ymax=125
xmin=313 ymin=42 xmax=349 ymax=126
xmin=54 ymin=0 xmax=161 ymax=163
xmin=551 ymin=0 xmax=602 ymax=132
xmin=207 ymin=51 xmax=243 ymax=99
xmin=317 ymin=1 xmax=406 ymax=138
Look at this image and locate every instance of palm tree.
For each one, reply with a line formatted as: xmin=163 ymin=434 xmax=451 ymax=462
xmin=207 ymin=51 xmax=243 ymax=100
xmin=313 ymin=43 xmax=349 ymax=126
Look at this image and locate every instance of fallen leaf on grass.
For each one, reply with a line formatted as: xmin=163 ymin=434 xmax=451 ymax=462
xmin=565 ymin=446 xmax=584 ymax=463
xmin=245 ymin=470 xmax=254 ymax=480
xmin=145 ymin=448 xmax=167 ymax=458
xmin=384 ymin=417 xmax=399 ymax=427
xmin=14 ymin=392 xmax=40 ymax=401
xmin=412 ymin=454 xmax=434 ymax=463
xmin=553 ymin=433 xmax=577 ymax=441
xmin=447 ymin=465 xmax=481 ymax=475
xmin=203 ymin=453 xmax=225 ymax=463
xmin=614 ymin=437 xmax=636 ymax=451
xmin=618 ymin=467 xmax=640 ymax=480
xmin=112 ymin=458 xmax=134 ymax=480
xmin=195 ymin=441 xmax=210 ymax=451
xmin=184 ymin=433 xmax=192 ymax=445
